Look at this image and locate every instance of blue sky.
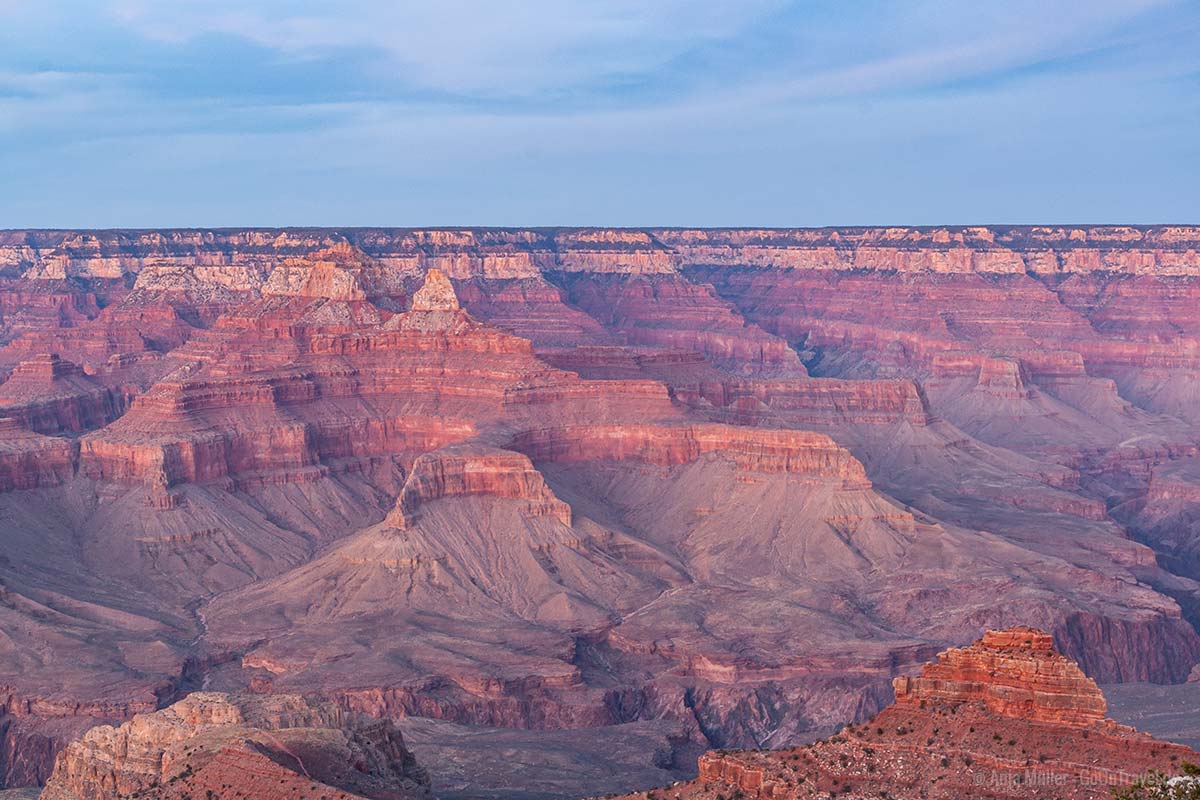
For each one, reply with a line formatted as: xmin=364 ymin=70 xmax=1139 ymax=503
xmin=1 ymin=0 xmax=1197 ymax=227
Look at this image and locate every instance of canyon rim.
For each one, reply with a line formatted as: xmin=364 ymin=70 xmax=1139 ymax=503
xmin=1 ymin=227 xmax=1200 ymax=796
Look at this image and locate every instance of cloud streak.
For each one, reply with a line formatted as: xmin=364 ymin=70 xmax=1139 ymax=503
xmin=109 ymin=0 xmax=791 ymax=96
xmin=0 ymin=0 xmax=1195 ymax=226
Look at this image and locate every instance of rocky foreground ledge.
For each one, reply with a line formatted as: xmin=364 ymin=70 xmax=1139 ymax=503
xmin=611 ymin=626 xmax=1200 ymax=800
xmin=37 ymin=693 xmax=430 ymax=800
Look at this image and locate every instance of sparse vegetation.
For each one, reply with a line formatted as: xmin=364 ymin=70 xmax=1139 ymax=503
xmin=1112 ymin=763 xmax=1200 ymax=799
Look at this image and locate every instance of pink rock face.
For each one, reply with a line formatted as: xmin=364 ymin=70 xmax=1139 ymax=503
xmin=4 ymin=229 xmax=1200 ymax=794
xmin=38 ymin=692 xmax=430 ymax=800
xmin=408 ymin=267 xmax=460 ymax=311
xmin=0 ymin=417 xmax=75 ymax=489
xmin=385 ymin=444 xmax=572 ymax=528
xmin=619 ymin=627 xmax=1198 ymax=800
xmin=507 ymin=423 xmax=870 ymax=485
xmin=892 ymin=626 xmax=1107 ymax=726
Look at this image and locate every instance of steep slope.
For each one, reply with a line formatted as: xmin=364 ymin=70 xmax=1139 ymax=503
xmin=197 ymin=420 xmax=1195 ymax=751
xmin=613 ymin=627 xmax=1198 ymax=800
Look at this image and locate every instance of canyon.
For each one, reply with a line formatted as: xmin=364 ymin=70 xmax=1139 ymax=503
xmin=613 ymin=626 xmax=1199 ymax=799
xmin=1 ymin=226 xmax=1200 ymax=796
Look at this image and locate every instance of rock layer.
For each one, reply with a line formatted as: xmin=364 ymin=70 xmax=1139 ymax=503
xmin=891 ymin=626 xmax=1107 ymax=726
xmin=38 ymin=692 xmax=430 ymax=800
xmin=3 ymin=229 xmax=1200 ymax=793
xmin=385 ymin=444 xmax=571 ymax=528
xmin=616 ymin=628 xmax=1198 ymax=800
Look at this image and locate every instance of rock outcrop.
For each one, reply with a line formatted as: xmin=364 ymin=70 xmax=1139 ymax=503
xmin=0 ymin=418 xmax=75 ymax=490
xmin=385 ymin=444 xmax=571 ymax=528
xmin=615 ymin=628 xmax=1198 ymax=800
xmin=508 ymin=423 xmax=870 ymax=486
xmin=10 ymin=226 xmax=1200 ymax=284
xmin=891 ymin=626 xmax=1107 ymax=725
xmin=408 ymin=267 xmax=459 ymax=311
xmin=39 ymin=692 xmax=430 ymax=800
xmin=658 ymin=226 xmax=1200 ymax=275
xmin=0 ymin=355 xmax=134 ymax=435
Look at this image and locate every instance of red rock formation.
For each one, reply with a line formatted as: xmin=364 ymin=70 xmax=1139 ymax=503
xmin=0 ymin=688 xmax=157 ymax=788
xmin=0 ymin=418 xmax=74 ymax=490
xmin=4 ymin=228 xmax=1200 ymax=797
xmin=409 ymin=267 xmax=458 ymax=311
xmin=453 ymin=276 xmax=616 ymax=348
xmin=890 ymin=626 xmax=1106 ymax=725
xmin=550 ymin=272 xmax=807 ymax=376
xmin=14 ymin=226 xmax=1200 ymax=283
xmin=0 ymin=355 xmax=134 ymax=434
xmin=260 ymin=242 xmax=400 ymax=301
xmin=553 ymin=229 xmax=678 ymax=274
xmin=385 ymin=444 xmax=572 ymax=528
xmin=38 ymin=692 xmax=430 ymax=800
xmin=508 ymin=423 xmax=870 ymax=486
xmin=614 ymin=628 xmax=1199 ymax=800
xmin=0 ymin=280 xmax=102 ymax=345
xmin=657 ymin=226 xmax=1200 ymax=275
xmin=665 ymin=376 xmax=932 ymax=427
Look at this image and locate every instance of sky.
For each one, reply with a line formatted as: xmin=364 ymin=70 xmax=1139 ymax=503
xmin=0 ymin=0 xmax=1197 ymax=227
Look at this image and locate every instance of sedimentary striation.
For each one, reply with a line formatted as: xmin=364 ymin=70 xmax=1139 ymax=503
xmin=385 ymin=444 xmax=572 ymax=529
xmin=890 ymin=626 xmax=1107 ymax=725
xmin=2 ymin=227 xmax=1200 ymax=794
xmin=38 ymin=692 xmax=430 ymax=800
xmin=614 ymin=628 xmax=1198 ymax=800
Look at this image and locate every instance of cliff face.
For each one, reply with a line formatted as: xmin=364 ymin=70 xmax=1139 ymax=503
xmin=890 ymin=627 xmax=1107 ymax=725
xmin=6 ymin=226 xmax=1200 ymax=282
xmin=0 ymin=418 xmax=75 ymax=490
xmin=3 ymin=229 xmax=1200 ymax=794
xmin=385 ymin=444 xmax=572 ymax=528
xmin=38 ymin=692 xmax=430 ymax=800
xmin=617 ymin=628 xmax=1198 ymax=800
xmin=507 ymin=423 xmax=869 ymax=485
xmin=657 ymin=226 xmax=1200 ymax=275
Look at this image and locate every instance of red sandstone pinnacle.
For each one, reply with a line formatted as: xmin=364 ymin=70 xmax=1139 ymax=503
xmin=387 ymin=267 xmax=473 ymax=333
xmin=892 ymin=626 xmax=1106 ymax=725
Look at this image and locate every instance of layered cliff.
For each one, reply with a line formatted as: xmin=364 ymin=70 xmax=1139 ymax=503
xmin=0 ymin=418 xmax=75 ymax=490
xmin=890 ymin=626 xmax=1107 ymax=726
xmin=3 ymin=228 xmax=1200 ymax=796
xmin=658 ymin=226 xmax=1200 ymax=275
xmin=385 ymin=444 xmax=572 ymax=528
xmin=0 ymin=355 xmax=133 ymax=435
xmin=616 ymin=628 xmax=1198 ymax=800
xmin=507 ymin=423 xmax=869 ymax=485
xmin=8 ymin=226 xmax=1200 ymax=283
xmin=39 ymin=692 xmax=430 ymax=800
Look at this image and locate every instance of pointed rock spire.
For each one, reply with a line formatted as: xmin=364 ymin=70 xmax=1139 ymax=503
xmin=410 ymin=268 xmax=459 ymax=312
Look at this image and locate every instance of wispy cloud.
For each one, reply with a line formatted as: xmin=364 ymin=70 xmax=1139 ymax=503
xmin=108 ymin=0 xmax=790 ymax=97
xmin=0 ymin=0 xmax=1196 ymax=226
